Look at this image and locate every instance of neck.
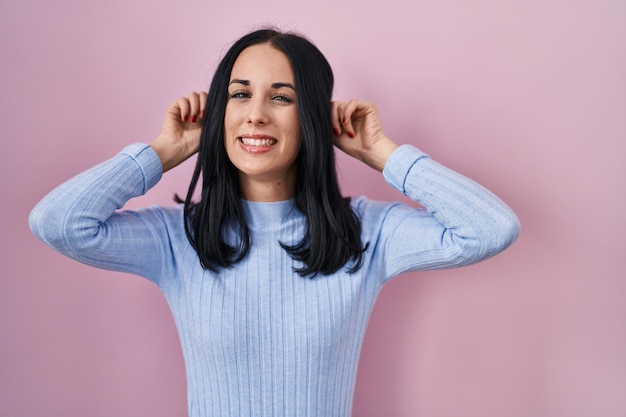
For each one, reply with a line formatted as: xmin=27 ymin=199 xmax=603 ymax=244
xmin=238 ymin=170 xmax=297 ymax=202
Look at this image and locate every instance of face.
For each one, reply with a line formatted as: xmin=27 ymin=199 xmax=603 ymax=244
xmin=224 ymin=43 xmax=300 ymax=200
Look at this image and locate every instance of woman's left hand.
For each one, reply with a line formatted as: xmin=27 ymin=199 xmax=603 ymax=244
xmin=331 ymin=99 xmax=399 ymax=172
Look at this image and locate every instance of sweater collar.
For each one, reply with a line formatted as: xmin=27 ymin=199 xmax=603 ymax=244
xmin=241 ymin=199 xmax=301 ymax=230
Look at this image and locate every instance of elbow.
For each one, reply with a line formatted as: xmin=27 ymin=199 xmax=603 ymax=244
xmin=29 ymin=199 xmax=112 ymax=266
xmin=29 ymin=201 xmax=65 ymax=249
xmin=29 ymin=200 xmax=90 ymax=254
xmin=481 ymin=210 xmax=521 ymax=258
xmin=29 ymin=202 xmax=47 ymax=241
xmin=503 ymin=212 xmax=521 ymax=248
xmin=455 ymin=211 xmax=520 ymax=265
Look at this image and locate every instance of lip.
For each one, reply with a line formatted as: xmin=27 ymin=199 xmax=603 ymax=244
xmin=238 ymin=134 xmax=277 ymax=153
xmin=242 ymin=134 xmax=275 ymax=140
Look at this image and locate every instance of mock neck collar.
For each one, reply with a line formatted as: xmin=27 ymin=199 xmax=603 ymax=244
xmin=241 ymin=199 xmax=301 ymax=230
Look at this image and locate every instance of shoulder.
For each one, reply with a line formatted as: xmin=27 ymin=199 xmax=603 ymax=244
xmin=350 ymin=195 xmax=421 ymax=218
xmin=350 ymin=195 xmax=429 ymax=236
xmin=350 ymin=195 xmax=393 ymax=217
xmin=122 ymin=204 xmax=187 ymax=238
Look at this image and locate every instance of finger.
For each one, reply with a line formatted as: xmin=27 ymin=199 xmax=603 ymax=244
xmin=187 ymin=92 xmax=202 ymax=123
xmin=176 ymin=96 xmax=191 ymax=123
xmin=342 ymin=99 xmax=362 ymax=138
xmin=330 ymin=101 xmax=344 ymax=135
xmin=199 ymin=91 xmax=208 ymax=119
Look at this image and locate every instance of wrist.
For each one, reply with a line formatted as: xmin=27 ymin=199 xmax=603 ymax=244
xmin=149 ymin=136 xmax=178 ymax=173
xmin=364 ymin=138 xmax=398 ymax=172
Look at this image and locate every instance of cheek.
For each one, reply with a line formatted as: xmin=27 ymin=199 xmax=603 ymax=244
xmin=224 ymin=102 xmax=244 ymax=133
xmin=223 ymin=108 xmax=235 ymax=134
xmin=289 ymin=111 xmax=300 ymax=138
xmin=223 ymin=111 xmax=236 ymax=154
xmin=286 ymin=110 xmax=301 ymax=161
xmin=289 ymin=134 xmax=302 ymax=160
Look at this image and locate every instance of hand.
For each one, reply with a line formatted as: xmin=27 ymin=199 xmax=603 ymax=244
xmin=150 ymin=91 xmax=207 ymax=173
xmin=331 ymin=99 xmax=398 ymax=172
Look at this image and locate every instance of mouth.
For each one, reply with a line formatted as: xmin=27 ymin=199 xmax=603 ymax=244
xmin=239 ymin=136 xmax=277 ymax=147
xmin=238 ymin=135 xmax=277 ymax=153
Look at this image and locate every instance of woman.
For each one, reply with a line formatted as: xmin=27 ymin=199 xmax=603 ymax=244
xmin=30 ymin=28 xmax=519 ymax=417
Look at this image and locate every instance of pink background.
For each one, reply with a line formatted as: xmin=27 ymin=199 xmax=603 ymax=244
xmin=2 ymin=0 xmax=625 ymax=416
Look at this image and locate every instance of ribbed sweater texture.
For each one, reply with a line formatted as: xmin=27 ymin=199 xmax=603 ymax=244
xmin=30 ymin=144 xmax=519 ymax=416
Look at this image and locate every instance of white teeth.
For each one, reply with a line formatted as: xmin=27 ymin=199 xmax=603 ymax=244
xmin=240 ymin=137 xmax=276 ymax=146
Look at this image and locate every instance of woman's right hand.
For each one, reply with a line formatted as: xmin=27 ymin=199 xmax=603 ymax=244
xmin=150 ymin=91 xmax=207 ymax=173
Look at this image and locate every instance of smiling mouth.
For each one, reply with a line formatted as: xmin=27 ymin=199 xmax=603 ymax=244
xmin=239 ymin=137 xmax=277 ymax=147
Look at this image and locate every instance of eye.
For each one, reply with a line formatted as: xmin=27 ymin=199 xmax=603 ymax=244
xmin=230 ymin=90 xmax=250 ymax=99
xmin=272 ymin=94 xmax=294 ymax=104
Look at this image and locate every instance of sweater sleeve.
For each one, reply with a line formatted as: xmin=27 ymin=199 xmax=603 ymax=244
xmin=28 ymin=143 xmax=181 ymax=286
xmin=360 ymin=145 xmax=520 ymax=282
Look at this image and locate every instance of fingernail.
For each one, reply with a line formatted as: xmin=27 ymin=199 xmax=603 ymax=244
xmin=191 ymin=115 xmax=197 ymax=123
xmin=348 ymin=131 xmax=355 ymax=138
xmin=183 ymin=116 xmax=189 ymax=122
xmin=333 ymin=128 xmax=340 ymax=135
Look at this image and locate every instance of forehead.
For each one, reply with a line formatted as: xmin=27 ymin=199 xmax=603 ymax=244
xmin=230 ymin=43 xmax=294 ymax=83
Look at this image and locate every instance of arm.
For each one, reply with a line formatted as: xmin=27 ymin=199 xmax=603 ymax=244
xmin=333 ymin=100 xmax=520 ymax=279
xmin=29 ymin=144 xmax=173 ymax=282
xmin=29 ymin=92 xmax=207 ymax=284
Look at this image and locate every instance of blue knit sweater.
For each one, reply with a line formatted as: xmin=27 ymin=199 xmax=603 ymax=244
xmin=29 ymin=143 xmax=519 ymax=416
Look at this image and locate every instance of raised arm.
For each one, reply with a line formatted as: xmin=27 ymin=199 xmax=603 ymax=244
xmin=332 ymin=99 xmax=520 ymax=280
xmin=29 ymin=92 xmax=207 ymax=284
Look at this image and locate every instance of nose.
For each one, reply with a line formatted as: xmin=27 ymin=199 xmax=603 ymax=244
xmin=247 ymin=97 xmax=269 ymax=126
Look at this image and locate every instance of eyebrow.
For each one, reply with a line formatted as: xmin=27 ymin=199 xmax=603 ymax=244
xmin=229 ymin=79 xmax=296 ymax=91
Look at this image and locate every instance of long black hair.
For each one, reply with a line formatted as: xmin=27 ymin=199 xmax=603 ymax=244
xmin=179 ymin=28 xmax=367 ymax=277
